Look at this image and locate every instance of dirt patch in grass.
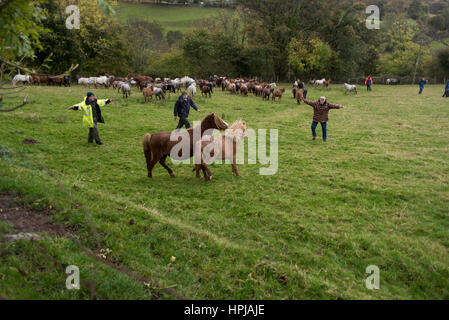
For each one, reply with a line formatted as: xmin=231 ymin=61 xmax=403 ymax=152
xmin=0 ymin=193 xmax=74 ymax=237
xmin=22 ymin=139 xmax=39 ymax=145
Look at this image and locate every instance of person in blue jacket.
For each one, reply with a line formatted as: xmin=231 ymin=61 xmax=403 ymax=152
xmin=173 ymin=91 xmax=200 ymax=129
xmin=443 ymin=80 xmax=449 ymax=98
xmin=418 ymin=77 xmax=426 ymax=95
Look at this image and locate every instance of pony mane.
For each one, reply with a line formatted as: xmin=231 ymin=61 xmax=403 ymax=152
xmin=225 ymin=120 xmax=247 ymax=141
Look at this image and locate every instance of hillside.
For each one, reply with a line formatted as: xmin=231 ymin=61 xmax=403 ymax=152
xmin=115 ymin=2 xmax=228 ymax=33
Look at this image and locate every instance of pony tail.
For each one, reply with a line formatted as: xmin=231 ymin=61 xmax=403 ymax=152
xmin=143 ymin=133 xmax=152 ymax=169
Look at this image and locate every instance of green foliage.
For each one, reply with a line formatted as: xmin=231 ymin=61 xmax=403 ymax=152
xmin=0 ymin=0 xmax=46 ymax=58
xmin=30 ymin=0 xmax=131 ymax=75
xmin=146 ymin=50 xmax=192 ymax=78
xmin=182 ymin=29 xmax=243 ymax=78
xmin=166 ymin=31 xmax=184 ymax=47
xmin=124 ymin=20 xmax=163 ymax=74
xmin=288 ymin=36 xmax=335 ymax=78
xmin=436 ymin=47 xmax=449 ymax=74
xmin=407 ymin=0 xmax=429 ymax=20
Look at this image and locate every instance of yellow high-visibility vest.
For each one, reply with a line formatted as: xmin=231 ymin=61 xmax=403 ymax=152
xmin=73 ymin=97 xmax=108 ymax=128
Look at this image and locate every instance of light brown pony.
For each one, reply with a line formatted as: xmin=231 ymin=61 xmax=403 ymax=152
xmin=272 ymin=88 xmax=285 ymax=101
xmin=228 ymin=83 xmax=236 ymax=94
xmin=143 ymin=113 xmax=228 ymax=178
xmin=295 ymin=88 xmax=304 ymax=104
xmin=194 ymin=120 xmax=247 ymax=181
xmin=324 ymin=78 xmax=331 ymax=88
xmin=240 ymin=85 xmax=248 ymax=96
xmin=143 ymin=86 xmax=153 ymax=103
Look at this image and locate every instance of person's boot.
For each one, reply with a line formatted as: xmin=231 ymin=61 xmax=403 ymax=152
xmin=96 ymin=141 xmax=103 ymax=145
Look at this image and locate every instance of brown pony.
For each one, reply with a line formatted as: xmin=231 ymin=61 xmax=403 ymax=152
xmin=272 ymin=88 xmax=285 ymax=101
xmin=31 ymin=76 xmax=41 ymax=85
xmin=254 ymin=85 xmax=263 ymax=97
xmin=240 ymin=85 xmax=248 ymax=96
xmin=48 ymin=76 xmax=64 ymax=86
xmin=295 ymin=88 xmax=304 ymax=104
xmin=142 ymin=113 xmax=228 ymax=178
xmin=324 ymin=78 xmax=331 ymax=88
xmin=194 ymin=120 xmax=247 ymax=181
xmin=201 ymin=85 xmax=212 ymax=98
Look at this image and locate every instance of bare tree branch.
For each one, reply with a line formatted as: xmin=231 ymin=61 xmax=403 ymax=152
xmin=0 ymin=86 xmax=26 ymax=96
xmin=0 ymin=95 xmax=28 ymax=112
xmin=0 ymin=57 xmax=79 ymax=77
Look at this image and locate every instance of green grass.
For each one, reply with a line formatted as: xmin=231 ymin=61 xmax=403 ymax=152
xmin=115 ymin=3 xmax=226 ymax=33
xmin=0 ymin=83 xmax=449 ymax=299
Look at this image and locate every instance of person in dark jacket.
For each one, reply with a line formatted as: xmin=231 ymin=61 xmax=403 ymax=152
xmin=67 ymin=92 xmax=114 ymax=145
xmin=301 ymin=96 xmax=344 ymax=142
xmin=419 ymin=77 xmax=426 ymax=95
xmin=292 ymin=80 xmax=308 ymax=99
xmin=443 ymin=80 xmax=449 ymax=98
xmin=298 ymin=80 xmax=308 ymax=99
xmin=173 ymin=91 xmax=200 ymax=129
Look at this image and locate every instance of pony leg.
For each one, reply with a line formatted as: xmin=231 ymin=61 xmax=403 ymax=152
xmin=202 ymin=163 xmax=212 ymax=181
xmin=232 ymin=154 xmax=241 ymax=177
xmin=159 ymin=155 xmax=175 ymax=178
xmin=195 ymin=164 xmax=202 ymax=178
xmin=146 ymin=157 xmax=158 ymax=178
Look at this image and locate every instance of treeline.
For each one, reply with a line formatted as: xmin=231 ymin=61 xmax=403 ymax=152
xmin=1 ymin=0 xmax=449 ymax=83
xmin=118 ymin=0 xmax=236 ymax=7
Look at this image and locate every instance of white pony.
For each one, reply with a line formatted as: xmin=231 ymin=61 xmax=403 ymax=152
xmin=188 ymin=83 xmax=196 ymax=97
xmin=181 ymin=76 xmax=195 ymax=88
xmin=12 ymin=74 xmax=31 ymax=86
xmin=314 ymin=78 xmax=326 ymax=86
xmin=94 ymin=76 xmax=109 ymax=88
xmin=78 ymin=77 xmax=89 ymax=86
xmin=343 ymin=83 xmax=357 ymax=94
xmin=152 ymin=87 xmax=165 ymax=100
xmin=121 ymin=83 xmax=131 ymax=98
xmin=113 ymin=80 xmax=126 ymax=92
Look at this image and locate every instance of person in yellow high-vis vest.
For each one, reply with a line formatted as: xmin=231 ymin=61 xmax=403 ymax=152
xmin=67 ymin=92 xmax=114 ymax=145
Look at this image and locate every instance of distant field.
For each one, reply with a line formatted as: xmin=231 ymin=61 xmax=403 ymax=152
xmin=115 ymin=3 xmax=227 ymax=33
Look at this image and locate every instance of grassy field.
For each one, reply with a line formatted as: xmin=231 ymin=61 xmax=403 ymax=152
xmin=115 ymin=3 xmax=226 ymax=33
xmin=0 ymin=83 xmax=448 ymax=299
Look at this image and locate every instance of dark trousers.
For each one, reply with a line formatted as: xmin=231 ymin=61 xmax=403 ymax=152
xmin=367 ymin=84 xmax=372 ymax=91
xmin=88 ymin=121 xmax=102 ymax=144
xmin=312 ymin=121 xmax=327 ymax=141
xmin=443 ymin=89 xmax=449 ymax=97
xmin=176 ymin=117 xmax=191 ymax=129
xmin=419 ymin=87 xmax=424 ymax=94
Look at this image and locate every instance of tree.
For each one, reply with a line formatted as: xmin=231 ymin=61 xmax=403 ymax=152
xmin=407 ymin=0 xmax=429 ymax=20
xmin=166 ymin=31 xmax=184 ymax=48
xmin=288 ymin=36 xmax=335 ymax=79
xmin=436 ymin=47 xmax=449 ymax=74
xmin=0 ymin=0 xmax=46 ymax=59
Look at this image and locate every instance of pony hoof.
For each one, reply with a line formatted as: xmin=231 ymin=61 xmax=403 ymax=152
xmin=170 ymin=174 xmax=175 ymax=178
